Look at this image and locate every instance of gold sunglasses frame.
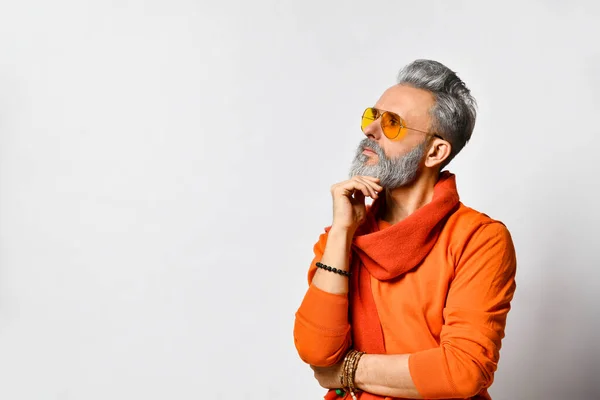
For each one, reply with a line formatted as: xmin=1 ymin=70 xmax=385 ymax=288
xmin=361 ymin=107 xmax=444 ymax=141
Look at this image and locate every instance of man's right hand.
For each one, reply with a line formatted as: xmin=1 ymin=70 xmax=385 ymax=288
xmin=330 ymin=176 xmax=383 ymax=234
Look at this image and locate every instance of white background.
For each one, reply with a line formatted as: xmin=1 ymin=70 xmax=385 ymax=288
xmin=0 ymin=1 xmax=598 ymax=399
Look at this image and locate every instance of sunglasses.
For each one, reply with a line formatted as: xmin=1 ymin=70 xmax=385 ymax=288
xmin=361 ymin=107 xmax=444 ymax=141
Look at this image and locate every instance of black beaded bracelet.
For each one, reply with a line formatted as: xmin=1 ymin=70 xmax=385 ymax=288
xmin=316 ymin=262 xmax=351 ymax=277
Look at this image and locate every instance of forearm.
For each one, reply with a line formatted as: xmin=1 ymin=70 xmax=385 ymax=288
xmin=293 ymin=227 xmax=354 ymax=366
xmin=311 ymin=227 xmax=354 ymax=294
xmin=354 ymin=354 xmax=423 ymax=399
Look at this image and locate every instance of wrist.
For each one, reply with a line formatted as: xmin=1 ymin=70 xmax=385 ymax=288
xmin=353 ymin=353 xmax=369 ymax=389
xmin=340 ymin=349 xmax=365 ymax=400
xmin=328 ymin=225 xmax=356 ymax=239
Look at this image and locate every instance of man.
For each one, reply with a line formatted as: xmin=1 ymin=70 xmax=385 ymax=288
xmin=293 ymin=59 xmax=517 ymax=400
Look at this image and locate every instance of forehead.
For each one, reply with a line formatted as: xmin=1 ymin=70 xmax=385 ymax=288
xmin=375 ymin=84 xmax=435 ymax=121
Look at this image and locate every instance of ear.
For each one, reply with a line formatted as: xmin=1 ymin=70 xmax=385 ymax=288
xmin=424 ymin=138 xmax=451 ymax=168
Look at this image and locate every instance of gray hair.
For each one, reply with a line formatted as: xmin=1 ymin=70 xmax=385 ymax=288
xmin=397 ymin=59 xmax=477 ymax=169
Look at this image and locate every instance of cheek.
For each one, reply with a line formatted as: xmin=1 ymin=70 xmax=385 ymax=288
xmin=376 ymin=141 xmax=392 ymax=159
xmin=388 ymin=135 xmax=424 ymax=158
xmin=381 ymin=143 xmax=408 ymax=160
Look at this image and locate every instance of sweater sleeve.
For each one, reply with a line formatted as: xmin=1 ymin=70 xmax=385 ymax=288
xmin=408 ymin=222 xmax=517 ymax=399
xmin=293 ymin=229 xmax=352 ymax=367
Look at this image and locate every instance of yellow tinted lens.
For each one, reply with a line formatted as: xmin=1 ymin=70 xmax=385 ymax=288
xmin=381 ymin=112 xmax=404 ymax=140
xmin=361 ymin=107 xmax=378 ymax=132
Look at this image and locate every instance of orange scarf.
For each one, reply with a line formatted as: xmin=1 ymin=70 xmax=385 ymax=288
xmin=325 ymin=172 xmax=460 ymax=400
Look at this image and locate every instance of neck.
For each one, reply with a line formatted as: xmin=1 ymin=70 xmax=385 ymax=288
xmin=381 ymin=170 xmax=440 ymax=224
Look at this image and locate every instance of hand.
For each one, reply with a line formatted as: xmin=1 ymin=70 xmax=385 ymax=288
xmin=310 ymin=362 xmax=344 ymax=389
xmin=330 ymin=176 xmax=382 ymax=233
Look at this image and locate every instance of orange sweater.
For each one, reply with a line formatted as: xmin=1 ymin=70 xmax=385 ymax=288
xmin=294 ymin=178 xmax=517 ymax=400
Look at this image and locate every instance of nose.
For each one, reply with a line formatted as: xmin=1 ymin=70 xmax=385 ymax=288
xmin=362 ymin=117 xmax=382 ymax=140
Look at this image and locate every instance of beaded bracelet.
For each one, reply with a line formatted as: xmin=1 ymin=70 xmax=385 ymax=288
xmin=338 ymin=349 xmax=365 ymax=400
xmin=316 ymin=262 xmax=351 ymax=277
xmin=349 ymin=351 xmax=364 ymax=399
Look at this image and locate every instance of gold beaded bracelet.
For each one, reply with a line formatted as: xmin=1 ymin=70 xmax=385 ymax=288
xmin=339 ymin=349 xmax=365 ymax=400
xmin=339 ymin=351 xmax=353 ymax=394
xmin=350 ymin=351 xmax=364 ymax=399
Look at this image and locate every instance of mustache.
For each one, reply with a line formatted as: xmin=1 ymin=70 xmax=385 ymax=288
xmin=357 ymin=139 xmax=386 ymax=159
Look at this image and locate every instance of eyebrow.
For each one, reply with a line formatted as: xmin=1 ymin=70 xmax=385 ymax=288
xmin=375 ymin=107 xmax=404 ymax=119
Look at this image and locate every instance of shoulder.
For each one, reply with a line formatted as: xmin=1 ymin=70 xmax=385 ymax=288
xmin=444 ymin=203 xmax=516 ymax=263
xmin=445 ymin=203 xmax=511 ymax=237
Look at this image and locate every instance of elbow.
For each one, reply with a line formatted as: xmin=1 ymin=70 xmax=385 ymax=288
xmin=452 ymin=375 xmax=486 ymax=399
xmin=292 ymin=285 xmax=352 ymax=367
xmin=294 ymin=340 xmax=345 ymax=367
xmin=293 ymin=317 xmax=351 ymax=367
xmin=447 ymin=356 xmax=494 ymax=398
xmin=411 ymin=344 xmax=494 ymax=399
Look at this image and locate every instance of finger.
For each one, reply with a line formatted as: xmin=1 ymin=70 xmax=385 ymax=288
xmin=353 ymin=175 xmax=382 ymax=189
xmin=354 ymin=185 xmax=371 ymax=199
xmin=352 ymin=189 xmax=366 ymax=203
xmin=364 ymin=177 xmax=383 ymax=192
xmin=332 ymin=177 xmax=381 ymax=195
xmin=361 ymin=175 xmax=381 ymax=184
xmin=353 ymin=177 xmax=381 ymax=198
xmin=359 ymin=176 xmax=384 ymax=190
xmin=336 ymin=181 xmax=372 ymax=199
xmin=353 ymin=178 xmax=377 ymax=198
